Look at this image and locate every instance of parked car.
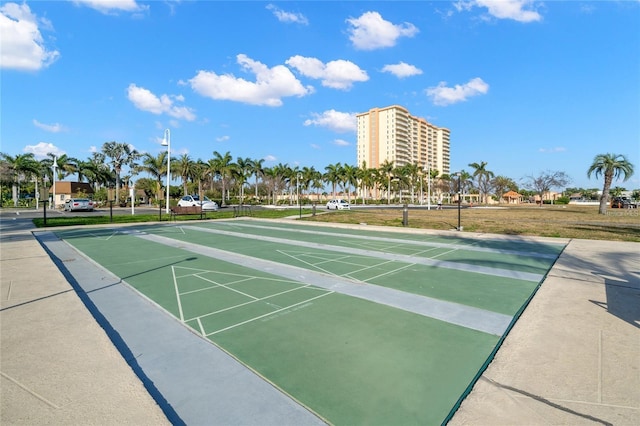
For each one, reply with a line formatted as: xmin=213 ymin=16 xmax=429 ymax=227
xmin=326 ymin=199 xmax=350 ymax=210
xmin=177 ymin=195 xmax=219 ymax=211
xmin=610 ymin=197 xmax=637 ymax=209
xmin=64 ymin=198 xmax=95 ymax=212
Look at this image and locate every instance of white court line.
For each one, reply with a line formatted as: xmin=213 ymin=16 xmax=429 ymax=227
xmin=179 ymin=276 xmax=255 ymax=297
xmin=171 ymin=266 xmax=185 ymax=322
xmin=205 ymin=291 xmax=334 ymax=337
xmin=430 ymin=247 xmax=461 ymax=260
xmin=360 ymin=263 xmax=416 ymax=283
xmin=277 ymin=250 xmax=339 ymax=277
xmin=347 ymin=259 xmax=397 ymax=276
xmin=197 ymin=317 xmax=205 ymax=335
xmin=185 ymin=284 xmax=313 ymax=322
xmin=191 ymin=275 xmax=258 ymax=300
xmin=171 ymin=265 xmax=302 ymax=285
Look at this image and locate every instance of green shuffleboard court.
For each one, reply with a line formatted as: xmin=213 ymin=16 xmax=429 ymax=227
xmin=56 ymin=219 xmax=565 ymax=425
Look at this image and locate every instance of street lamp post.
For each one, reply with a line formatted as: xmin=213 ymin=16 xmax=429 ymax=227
xmin=51 ymin=156 xmax=58 ymax=210
xmin=161 ymin=129 xmax=171 ymax=214
xmin=297 ymin=172 xmax=302 ymax=218
xmin=456 ymin=172 xmax=462 ymax=231
xmin=427 ymin=163 xmax=431 ymax=211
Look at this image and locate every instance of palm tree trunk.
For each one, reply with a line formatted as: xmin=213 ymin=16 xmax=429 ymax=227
xmin=599 ymin=174 xmax=613 ymax=215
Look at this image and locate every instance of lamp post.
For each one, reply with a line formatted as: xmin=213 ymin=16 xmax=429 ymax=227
xmin=455 ymin=172 xmax=462 ymax=231
xmin=427 ymin=162 xmax=431 ymax=211
xmin=51 ymin=156 xmax=58 ymax=210
xmin=297 ymin=172 xmax=302 ymax=217
xmin=161 ymin=129 xmax=171 ymax=214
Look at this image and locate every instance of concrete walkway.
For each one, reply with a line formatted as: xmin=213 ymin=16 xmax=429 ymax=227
xmin=450 ymin=238 xmax=640 ymax=425
xmin=1 ymin=216 xmax=638 ymax=425
xmin=0 ymin=219 xmax=169 ymax=425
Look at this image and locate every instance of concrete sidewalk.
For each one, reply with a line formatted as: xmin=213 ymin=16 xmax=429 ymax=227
xmin=450 ymin=238 xmax=640 ymax=425
xmin=0 ymin=220 xmax=170 ymax=424
xmin=1 ymin=218 xmax=638 ymax=425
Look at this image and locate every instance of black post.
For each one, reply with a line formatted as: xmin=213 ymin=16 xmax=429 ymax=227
xmin=457 ymin=174 xmax=462 ymax=231
xmin=403 ymin=203 xmax=409 ymax=227
xmin=299 ymin=200 xmax=302 ymax=218
xmin=42 ymin=199 xmax=47 ymax=227
xmin=159 ymin=203 xmax=162 ymax=221
xmin=312 ymin=203 xmax=316 ymax=216
xmin=109 ymin=200 xmax=113 ymax=223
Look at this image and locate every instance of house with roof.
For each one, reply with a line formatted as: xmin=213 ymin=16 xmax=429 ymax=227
xmin=48 ymin=181 xmax=94 ymax=209
xmin=502 ymin=190 xmax=523 ymax=204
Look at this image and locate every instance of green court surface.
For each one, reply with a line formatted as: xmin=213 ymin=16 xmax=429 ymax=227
xmin=55 ymin=220 xmax=565 ymax=425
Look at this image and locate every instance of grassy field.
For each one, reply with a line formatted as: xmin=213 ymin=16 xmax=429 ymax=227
xmin=28 ymin=204 xmax=639 ymax=242
xmin=304 ymin=204 xmax=640 ymax=242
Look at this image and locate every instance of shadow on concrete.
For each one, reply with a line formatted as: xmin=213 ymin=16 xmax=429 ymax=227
xmin=36 ymin=236 xmax=186 ymax=426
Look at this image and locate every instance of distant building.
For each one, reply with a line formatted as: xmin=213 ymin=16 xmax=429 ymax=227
xmin=48 ymin=181 xmax=94 ymax=208
xmin=356 ymin=105 xmax=450 ymax=175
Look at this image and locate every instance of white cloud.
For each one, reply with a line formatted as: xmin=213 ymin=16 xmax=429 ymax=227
xmin=332 ymin=139 xmax=350 ymax=147
xmin=216 ymin=135 xmax=230 ymax=142
xmin=426 ymin=77 xmax=489 ymax=106
xmin=303 ymin=110 xmax=357 ymax=133
xmin=381 ymin=62 xmax=423 ymax=78
xmin=266 ymin=4 xmax=308 ymax=25
xmin=23 ymin=142 xmax=64 ymax=159
xmin=456 ymin=0 xmax=542 ymax=23
xmin=0 ymin=2 xmax=60 ymax=71
xmin=310 ymin=143 xmax=321 ymax=150
xmin=346 ymin=11 xmax=418 ymax=50
xmin=286 ymin=55 xmax=368 ymax=90
xmin=72 ymin=0 xmax=148 ymax=14
xmin=264 ymin=155 xmax=277 ymax=161
xmin=189 ymin=54 xmax=314 ymax=106
xmin=33 ymin=119 xmax=67 ymax=133
xmin=127 ymin=84 xmax=196 ymax=121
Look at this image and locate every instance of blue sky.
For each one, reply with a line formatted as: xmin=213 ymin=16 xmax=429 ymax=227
xmin=2 ymin=0 xmax=639 ymax=190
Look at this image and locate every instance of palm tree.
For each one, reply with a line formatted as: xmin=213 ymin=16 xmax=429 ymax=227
xmin=587 ymin=153 xmax=635 ymax=214
xmin=235 ymin=157 xmax=253 ymax=204
xmin=379 ymin=160 xmax=394 ymax=204
xmin=211 ymin=151 xmax=235 ymax=206
xmin=0 ymin=153 xmax=40 ymax=206
xmin=468 ymin=161 xmax=494 ymax=204
xmin=139 ymin=151 xmax=169 ymax=203
xmin=250 ymin=158 xmax=265 ymax=201
xmin=342 ymin=164 xmax=359 ymax=203
xmin=175 ymin=154 xmax=195 ymax=196
xmin=101 ymin=141 xmax=140 ymax=204
xmin=324 ymin=162 xmax=343 ymax=199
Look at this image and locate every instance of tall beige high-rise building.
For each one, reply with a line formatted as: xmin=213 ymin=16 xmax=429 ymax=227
xmin=356 ymin=105 xmax=450 ymax=176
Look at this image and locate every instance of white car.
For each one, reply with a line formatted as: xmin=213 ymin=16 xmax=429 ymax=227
xmin=177 ymin=195 xmax=219 ymax=211
xmin=64 ymin=198 xmax=95 ymax=212
xmin=326 ymin=199 xmax=350 ymax=210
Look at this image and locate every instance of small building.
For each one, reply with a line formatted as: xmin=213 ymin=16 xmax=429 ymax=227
xmin=502 ymin=190 xmax=523 ymax=204
xmin=48 ymin=181 xmax=94 ymax=209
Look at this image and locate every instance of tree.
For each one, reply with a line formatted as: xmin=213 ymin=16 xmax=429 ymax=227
xmin=324 ymin=162 xmax=343 ymax=199
xmin=0 ymin=153 xmax=40 ymax=206
xmin=175 ymin=154 xmax=196 ymax=196
xmin=235 ymin=157 xmax=253 ymax=204
xmin=468 ymin=161 xmax=495 ymax=204
xmin=491 ymin=175 xmax=518 ymax=203
xmin=250 ymin=158 xmax=265 ymax=200
xmin=101 ymin=141 xmax=140 ymax=204
xmin=522 ymin=170 xmax=571 ymax=206
xmin=379 ymin=160 xmax=395 ymax=204
xmin=139 ymin=152 xmax=169 ymax=203
xmin=587 ymin=153 xmax=635 ymax=214
xmin=211 ymin=151 xmax=235 ymax=206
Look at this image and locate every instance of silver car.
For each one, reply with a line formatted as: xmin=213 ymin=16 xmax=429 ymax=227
xmin=64 ymin=198 xmax=95 ymax=211
xmin=177 ymin=195 xmax=219 ymax=211
xmin=326 ymin=199 xmax=350 ymax=210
